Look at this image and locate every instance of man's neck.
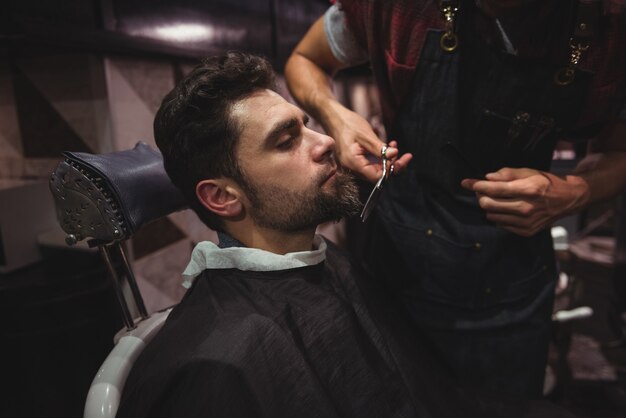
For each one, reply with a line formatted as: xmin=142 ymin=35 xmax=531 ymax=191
xmin=225 ymin=223 xmax=317 ymax=254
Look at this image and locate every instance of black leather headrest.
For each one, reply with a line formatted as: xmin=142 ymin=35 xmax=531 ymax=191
xmin=50 ymin=142 xmax=187 ymax=244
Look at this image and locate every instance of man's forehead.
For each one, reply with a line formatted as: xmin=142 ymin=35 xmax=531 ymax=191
xmin=231 ymin=89 xmax=303 ymax=146
xmin=233 ymin=88 xmax=292 ymax=116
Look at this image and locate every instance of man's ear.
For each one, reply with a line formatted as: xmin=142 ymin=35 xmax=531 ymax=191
xmin=195 ymin=179 xmax=243 ymax=218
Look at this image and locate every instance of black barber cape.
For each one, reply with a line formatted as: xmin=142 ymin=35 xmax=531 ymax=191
xmin=116 ymin=241 xmax=568 ymax=418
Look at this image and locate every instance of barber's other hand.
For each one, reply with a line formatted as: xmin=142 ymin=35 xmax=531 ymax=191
xmin=461 ymin=167 xmax=589 ymax=237
xmin=328 ymin=106 xmax=412 ymax=183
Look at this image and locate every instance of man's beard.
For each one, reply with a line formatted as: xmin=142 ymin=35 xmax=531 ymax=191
xmin=242 ymin=168 xmax=361 ymax=232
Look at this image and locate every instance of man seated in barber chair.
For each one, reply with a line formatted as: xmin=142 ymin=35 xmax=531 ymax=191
xmin=116 ymin=52 xmax=570 ymax=418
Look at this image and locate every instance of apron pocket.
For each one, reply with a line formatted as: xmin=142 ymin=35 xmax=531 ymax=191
xmin=486 ymin=263 xmax=551 ymax=307
xmin=382 ymin=219 xmax=483 ymax=309
xmin=381 ymin=217 xmax=553 ymax=310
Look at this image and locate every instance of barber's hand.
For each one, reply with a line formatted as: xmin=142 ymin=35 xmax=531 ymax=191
xmin=461 ymin=167 xmax=589 ymax=237
xmin=328 ymin=106 xmax=412 ymax=184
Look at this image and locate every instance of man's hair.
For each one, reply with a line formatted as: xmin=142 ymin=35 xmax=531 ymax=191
xmin=154 ymin=51 xmax=276 ymax=230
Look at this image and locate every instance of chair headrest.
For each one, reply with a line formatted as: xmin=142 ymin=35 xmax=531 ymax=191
xmin=49 ymin=142 xmax=187 ymax=244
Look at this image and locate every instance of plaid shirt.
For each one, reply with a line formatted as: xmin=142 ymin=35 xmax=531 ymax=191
xmin=338 ymin=0 xmax=626 ymax=138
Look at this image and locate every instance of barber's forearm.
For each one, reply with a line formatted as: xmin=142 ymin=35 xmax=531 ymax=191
xmin=284 ymin=53 xmax=346 ymax=132
xmin=284 ymin=15 xmax=351 ymax=135
xmin=570 ymin=119 xmax=626 ymax=211
xmin=573 ymin=150 xmax=626 ymax=210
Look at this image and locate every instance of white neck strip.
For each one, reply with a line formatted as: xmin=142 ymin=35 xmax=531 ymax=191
xmin=181 ymin=235 xmax=327 ymax=288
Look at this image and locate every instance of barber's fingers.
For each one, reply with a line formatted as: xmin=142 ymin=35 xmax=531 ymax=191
xmin=344 ymin=140 xmax=412 ymax=183
xmin=460 ymin=178 xmax=519 ymax=198
xmin=358 ymin=129 xmax=388 ymax=159
xmin=342 ymin=142 xmax=385 ymax=183
xmin=336 ymin=110 xmax=385 ymax=158
xmin=391 ymin=153 xmax=413 ymax=174
xmin=358 ymin=158 xmax=385 ymax=182
xmin=387 ymin=140 xmax=413 ymax=175
xmin=485 ymin=167 xmax=541 ymax=181
xmin=477 ymin=194 xmax=536 ymax=216
xmin=461 ymin=175 xmax=549 ymax=199
xmin=346 ymin=119 xmax=406 ymax=165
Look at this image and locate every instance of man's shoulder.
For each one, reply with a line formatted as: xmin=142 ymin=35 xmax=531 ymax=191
xmin=149 ymin=297 xmax=288 ymax=362
xmin=118 ymin=302 xmax=338 ymax=417
xmin=117 ymin=348 xmax=263 ymax=418
xmin=117 ymin=306 xmax=291 ymax=415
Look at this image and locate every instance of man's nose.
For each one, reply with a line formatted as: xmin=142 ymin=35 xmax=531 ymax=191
xmin=309 ymin=129 xmax=335 ymax=163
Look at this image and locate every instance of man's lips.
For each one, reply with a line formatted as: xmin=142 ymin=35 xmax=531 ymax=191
xmin=321 ymin=167 xmax=337 ymax=185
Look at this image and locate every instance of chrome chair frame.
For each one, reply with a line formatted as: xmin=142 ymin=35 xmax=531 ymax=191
xmin=49 ymin=142 xmax=187 ymax=417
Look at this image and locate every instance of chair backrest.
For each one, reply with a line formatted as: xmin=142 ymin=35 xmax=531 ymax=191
xmin=49 ymin=141 xmax=187 ymax=328
xmin=49 ymin=142 xmax=188 ymax=418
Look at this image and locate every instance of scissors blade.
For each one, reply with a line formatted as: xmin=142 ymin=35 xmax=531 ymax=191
xmin=360 ymin=169 xmax=388 ymax=222
xmin=360 ymin=183 xmax=382 ymax=222
xmin=360 ymin=145 xmax=393 ymax=222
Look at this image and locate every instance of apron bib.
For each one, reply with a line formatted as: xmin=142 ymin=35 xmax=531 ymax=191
xmin=360 ymin=0 xmax=594 ymax=397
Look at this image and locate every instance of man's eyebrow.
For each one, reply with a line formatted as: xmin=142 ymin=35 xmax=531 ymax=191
xmin=264 ymin=114 xmax=308 ymax=143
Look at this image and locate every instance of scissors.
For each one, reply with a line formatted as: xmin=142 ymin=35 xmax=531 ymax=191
xmin=360 ymin=145 xmax=394 ymax=222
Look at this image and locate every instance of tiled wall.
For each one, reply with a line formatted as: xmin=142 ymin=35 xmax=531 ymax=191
xmin=0 ymin=54 xmax=103 ymax=179
xmin=0 ymin=52 xmax=204 ymax=311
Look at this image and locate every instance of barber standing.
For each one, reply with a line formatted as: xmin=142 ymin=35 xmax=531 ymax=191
xmin=285 ymin=0 xmax=626 ymax=398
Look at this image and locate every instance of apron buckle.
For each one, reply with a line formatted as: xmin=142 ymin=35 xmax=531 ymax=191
xmin=439 ymin=0 xmax=459 ymax=52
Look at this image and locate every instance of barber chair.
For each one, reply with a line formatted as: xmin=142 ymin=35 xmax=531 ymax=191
xmin=49 ymin=142 xmax=188 ymax=418
xmin=544 ymin=226 xmax=595 ymax=396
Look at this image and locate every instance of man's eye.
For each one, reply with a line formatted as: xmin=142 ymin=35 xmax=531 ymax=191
xmin=277 ymin=137 xmax=295 ymax=149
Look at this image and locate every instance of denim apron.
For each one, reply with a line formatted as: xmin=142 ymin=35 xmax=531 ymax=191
xmin=361 ymin=2 xmax=593 ymax=398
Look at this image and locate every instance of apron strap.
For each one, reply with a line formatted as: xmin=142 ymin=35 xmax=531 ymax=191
xmin=573 ymin=0 xmax=599 ymax=45
xmin=554 ymin=0 xmax=600 ymax=85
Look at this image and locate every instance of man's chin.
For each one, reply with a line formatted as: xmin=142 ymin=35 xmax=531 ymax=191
xmin=323 ymin=171 xmax=362 ymax=218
